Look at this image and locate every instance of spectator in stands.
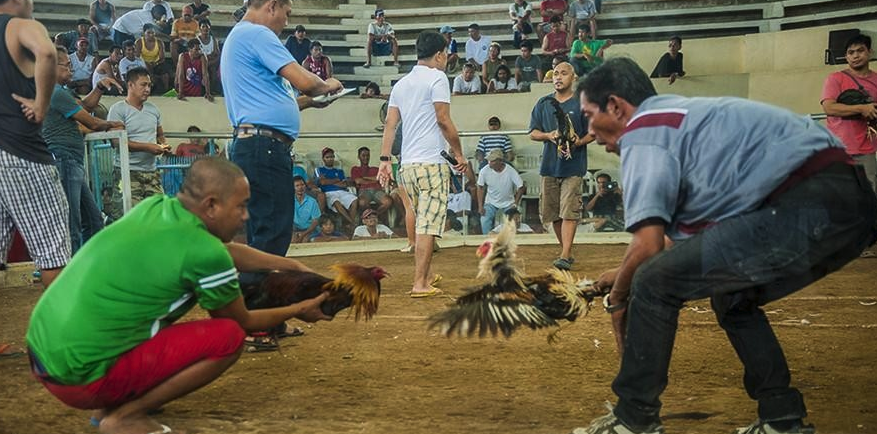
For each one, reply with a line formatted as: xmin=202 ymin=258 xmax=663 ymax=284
xmin=508 ymin=0 xmax=533 ymax=49
xmin=481 ymin=42 xmax=506 ymax=88
xmin=487 ymin=64 xmax=518 ymax=94
xmin=53 ymin=33 xmax=68 ymax=51
xmin=542 ymin=55 xmax=565 ymax=82
xmin=452 ymin=62 xmax=482 ymax=95
xmin=542 ymin=15 xmax=569 ymax=60
xmin=105 ymin=67 xmax=170 ymax=221
xmin=60 ymin=19 xmax=99 ymax=55
xmin=490 ymin=206 xmax=534 ymax=234
xmin=650 ymin=35 xmax=685 ymax=84
xmin=465 ymin=23 xmax=491 ymax=67
xmin=143 ymin=0 xmax=173 ymax=21
xmin=136 ymin=24 xmax=171 ymax=93
xmin=352 ymin=146 xmax=394 ymax=223
xmin=569 ymin=24 xmax=612 ymax=75
xmin=188 ymin=0 xmax=211 ymax=21
xmin=440 ymin=25 xmax=459 ymax=73
xmin=448 ymin=160 xmax=477 ymax=229
xmin=477 ymin=149 xmax=524 ymax=234
xmin=365 ymin=9 xmax=399 ymax=68
xmin=475 ymin=116 xmax=514 ymax=169
xmin=45 ymin=46 xmax=123 ymax=253
xmin=310 ymin=216 xmax=347 ymax=242
xmin=170 ymin=6 xmax=199 ymax=64
xmin=113 ymin=6 xmax=164 ymax=46
xmin=197 ymin=19 xmax=220 ymax=94
xmin=89 ymin=0 xmax=116 ymax=41
xmin=360 ymin=82 xmax=388 ymax=100
xmin=529 ymin=61 xmax=593 ymax=270
xmin=292 ymin=175 xmax=321 ymax=243
xmin=536 ymin=0 xmax=568 ymax=40
xmin=292 ymin=157 xmax=327 ymax=211
xmin=353 ymin=209 xmax=394 ymax=240
xmin=69 ymin=38 xmax=98 ymax=94
xmin=515 ymin=40 xmax=542 ymax=91
xmin=92 ymin=45 xmax=124 ymax=95
xmin=568 ymin=0 xmax=598 ymax=42
xmin=119 ymin=40 xmax=147 ymax=81
xmin=443 ymin=209 xmax=465 ymax=236
xmin=302 ymin=41 xmax=333 ymax=80
xmin=284 ymin=24 xmax=311 ymax=65
xmin=316 ymin=147 xmax=359 ymax=229
xmin=175 ymin=125 xmax=208 ymax=157
xmin=585 ymin=172 xmax=624 ymax=231
xmin=176 ymin=39 xmax=213 ymax=101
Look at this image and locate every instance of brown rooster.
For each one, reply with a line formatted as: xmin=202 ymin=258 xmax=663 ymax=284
xmin=245 ymin=264 xmax=387 ymax=321
xmin=428 ymin=224 xmax=605 ymax=340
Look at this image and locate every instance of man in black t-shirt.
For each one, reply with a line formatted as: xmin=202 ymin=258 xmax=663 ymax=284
xmin=284 ymin=24 xmax=311 ymax=65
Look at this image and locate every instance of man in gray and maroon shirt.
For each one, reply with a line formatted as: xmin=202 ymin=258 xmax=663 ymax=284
xmin=571 ymin=58 xmax=877 ymax=434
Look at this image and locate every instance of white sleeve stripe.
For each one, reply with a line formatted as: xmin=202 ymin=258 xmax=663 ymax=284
xmin=200 ymin=274 xmax=239 ymax=289
xmin=198 ymin=268 xmax=238 ymax=285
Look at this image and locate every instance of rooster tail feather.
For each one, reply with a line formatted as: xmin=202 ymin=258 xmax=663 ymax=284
xmin=544 ymin=268 xmax=588 ymax=317
xmin=329 ymin=264 xmax=381 ymax=321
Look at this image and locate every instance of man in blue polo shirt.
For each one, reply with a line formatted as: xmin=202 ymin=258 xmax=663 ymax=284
xmin=572 ymin=58 xmax=877 ymax=434
xmin=292 ymin=175 xmax=320 ymax=243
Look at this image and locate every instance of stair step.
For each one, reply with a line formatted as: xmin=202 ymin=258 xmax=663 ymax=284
xmin=354 ymin=65 xmax=400 ymax=75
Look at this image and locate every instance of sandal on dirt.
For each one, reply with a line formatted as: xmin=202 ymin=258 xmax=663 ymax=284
xmin=244 ymin=333 xmax=279 ymax=353
xmin=408 ymin=287 xmax=443 ymax=298
xmin=430 ymin=274 xmax=443 ymax=286
xmin=860 ymin=250 xmax=877 ymax=258
xmin=276 ymin=326 xmax=305 ymax=339
xmin=553 ymin=257 xmax=573 ymax=271
xmin=0 ymin=343 xmax=24 ymax=359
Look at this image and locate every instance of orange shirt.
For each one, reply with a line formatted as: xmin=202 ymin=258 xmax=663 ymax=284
xmin=171 ymin=19 xmax=199 ymax=39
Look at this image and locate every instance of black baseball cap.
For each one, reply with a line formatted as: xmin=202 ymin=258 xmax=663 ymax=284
xmin=295 ymin=25 xmax=306 ymax=32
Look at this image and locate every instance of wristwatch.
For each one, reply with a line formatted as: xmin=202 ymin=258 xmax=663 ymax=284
xmin=379 ymin=155 xmax=391 ymax=162
xmin=603 ymin=294 xmax=628 ymax=313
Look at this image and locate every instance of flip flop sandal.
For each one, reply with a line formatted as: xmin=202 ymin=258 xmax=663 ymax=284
xmin=408 ymin=287 xmax=443 ymax=298
xmin=0 ymin=343 xmax=24 ymax=359
xmin=244 ymin=333 xmax=279 ymax=352
xmin=860 ymin=251 xmax=877 ymax=258
xmin=276 ymin=326 xmax=305 ymax=339
xmin=430 ymin=274 xmax=443 ymax=286
xmin=552 ymin=257 xmax=573 ymax=271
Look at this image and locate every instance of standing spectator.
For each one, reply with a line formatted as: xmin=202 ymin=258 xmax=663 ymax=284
xmin=481 ymin=42 xmax=506 ymax=88
xmin=477 ymin=149 xmax=524 ymax=234
xmin=542 ymin=15 xmax=569 ymax=60
xmin=196 ymin=19 xmax=220 ymax=94
xmin=60 ymin=19 xmax=99 ymax=55
xmin=135 ymin=24 xmax=171 ymax=93
xmin=89 ymin=0 xmax=116 ymax=41
xmin=175 ymin=125 xmax=208 ymax=156
xmin=284 ymin=24 xmax=311 ymax=65
xmin=650 ymin=35 xmax=685 ymax=84
xmin=487 ymin=64 xmax=518 ymax=94
xmin=292 ymin=175 xmax=321 ymax=243
xmin=113 ymin=6 xmax=164 ymax=46
xmin=316 ymin=147 xmax=359 ymax=229
xmin=509 ymin=0 xmax=533 ymax=48
xmin=0 ymin=2 xmax=70 ymax=287
xmin=377 ymin=31 xmax=467 ymax=297
xmin=188 ymin=0 xmax=211 ymax=21
xmin=176 ymin=39 xmax=213 ymax=101
xmin=302 ymin=41 xmax=333 ymax=80
xmin=542 ymin=55 xmax=565 ymax=82
xmin=91 ymin=45 xmax=124 ymax=95
xmin=143 ymin=0 xmax=173 ymax=21
xmin=170 ymin=5 xmax=199 ymax=64
xmin=569 ymin=25 xmax=612 ymax=75
xmin=475 ymin=116 xmax=514 ymax=169
xmin=365 ymin=9 xmax=399 ymax=68
xmin=465 ymin=23 xmax=491 ymax=67
xmin=105 ymin=67 xmax=170 ymax=220
xmin=45 ymin=46 xmax=123 ymax=252
xmin=568 ymin=0 xmax=598 ymax=42
xmin=490 ymin=206 xmax=534 ymax=233
xmin=515 ymin=40 xmax=542 ymax=91
xmin=119 ymin=39 xmax=147 ymax=81
xmin=440 ymin=25 xmax=459 ymax=73
xmin=537 ymin=0 xmax=568 ymax=40
xmin=353 ymin=209 xmax=394 ymax=240
xmin=528 ymin=61 xmax=592 ymax=270
xmin=452 ymin=62 xmax=482 ymax=95
xmin=69 ymin=38 xmax=98 ymax=94
xmin=352 ymin=146 xmax=394 ymax=222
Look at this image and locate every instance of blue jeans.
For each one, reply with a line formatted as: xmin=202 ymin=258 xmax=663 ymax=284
xmin=481 ymin=203 xmax=512 ymax=235
xmin=55 ymin=158 xmax=104 ymax=253
xmin=612 ymin=163 xmax=877 ymax=430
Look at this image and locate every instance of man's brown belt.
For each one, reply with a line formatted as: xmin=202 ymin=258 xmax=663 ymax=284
xmin=233 ymin=124 xmax=294 ymax=146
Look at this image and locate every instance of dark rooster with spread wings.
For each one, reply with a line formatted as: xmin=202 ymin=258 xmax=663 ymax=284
xmin=548 ymin=96 xmax=579 ymax=160
xmin=428 ymin=224 xmax=604 ymax=340
xmin=244 ymin=264 xmax=387 ymax=321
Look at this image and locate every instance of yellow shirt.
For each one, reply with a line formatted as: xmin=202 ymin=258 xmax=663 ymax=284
xmin=171 ymin=19 xmax=198 ymax=39
xmin=139 ymin=37 xmax=161 ymax=64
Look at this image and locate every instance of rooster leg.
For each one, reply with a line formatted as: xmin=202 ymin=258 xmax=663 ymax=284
xmin=546 ymin=322 xmax=574 ymax=344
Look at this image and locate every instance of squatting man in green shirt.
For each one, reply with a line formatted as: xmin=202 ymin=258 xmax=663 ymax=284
xmin=26 ymin=157 xmax=332 ymax=434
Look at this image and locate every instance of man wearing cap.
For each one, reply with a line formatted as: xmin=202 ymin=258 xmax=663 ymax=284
xmin=477 ymin=149 xmax=524 ymax=234
xmin=353 ymin=209 xmax=394 ymax=240
xmin=284 ymin=25 xmax=311 ymax=65
xmin=440 ymin=25 xmax=459 ymax=72
xmin=60 ymin=18 xmax=99 ymax=55
xmin=465 ymin=23 xmax=491 ymax=67
xmin=170 ymin=5 xmax=199 ymax=63
xmin=365 ymin=9 xmax=399 ymax=68
xmin=112 ymin=6 xmax=165 ymax=45
xmin=316 ymin=147 xmax=359 ymax=229
xmin=69 ymin=37 xmax=98 ymax=94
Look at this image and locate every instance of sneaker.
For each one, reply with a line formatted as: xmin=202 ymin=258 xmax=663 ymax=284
xmin=733 ymin=420 xmax=815 ymax=434
xmin=571 ymin=403 xmax=664 ymax=434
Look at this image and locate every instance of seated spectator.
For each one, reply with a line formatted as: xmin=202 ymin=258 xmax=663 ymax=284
xmin=443 ymin=209 xmax=465 ymax=236
xmin=542 ymin=15 xmax=569 ymax=60
xmin=477 ymin=149 xmax=524 ymax=234
xmin=490 ymin=207 xmax=534 ymax=234
xmin=515 ymin=40 xmax=542 ymax=91
xmin=509 ymin=0 xmax=533 ymax=48
xmin=188 ymin=0 xmax=211 ymax=21
xmin=315 ymin=147 xmax=358 ymax=229
xmin=465 ymin=23 xmax=491 ymax=67
xmin=135 ymin=24 xmax=171 ymax=93
xmin=448 ymin=160 xmax=477 ymax=221
xmin=170 ymin=6 xmax=199 ymax=65
xmin=440 ymin=25 xmax=459 ymax=73
xmin=568 ymin=0 xmax=598 ymax=42
xmin=365 ymin=9 xmax=399 ymax=67
xmin=310 ymin=216 xmax=347 ymax=242
xmin=584 ymin=172 xmax=624 ymax=231
xmin=292 ymin=175 xmax=321 ymax=243
xmin=89 ymin=0 xmax=116 ymax=41
xmin=175 ymin=125 xmax=208 ymax=157
xmin=536 ymin=0 xmax=568 ymax=40
xmin=302 ymin=41 xmax=333 ymax=80
xmin=176 ymin=39 xmax=213 ymax=101
xmin=481 ymin=42 xmax=506 ymax=88
xmin=487 ymin=64 xmax=518 ymax=93
xmin=475 ymin=116 xmax=514 ymax=169
xmin=119 ymin=40 xmax=147 ymax=82
xmin=143 ymin=0 xmax=173 ymax=21
xmin=452 ymin=62 xmax=482 ymax=95
xmin=92 ymin=45 xmax=124 ymax=96
xmin=53 ymin=33 xmax=68 ymax=51
xmin=60 ymin=19 xmax=99 ymax=55
xmin=542 ymin=55 xmax=566 ymax=82
xmin=69 ymin=38 xmax=98 ymax=94
xmin=650 ymin=36 xmax=685 ymax=85
xmin=351 ymin=147 xmax=393 ymax=222
xmin=353 ymin=209 xmax=394 ymax=240
xmin=360 ymin=82 xmax=388 ymax=100
xmin=292 ymin=158 xmax=327 ymax=211
xmin=196 ymin=19 xmax=220 ymax=94
xmin=284 ymin=24 xmax=311 ymax=65
xmin=569 ymin=25 xmax=612 ymax=75
xmin=113 ymin=6 xmax=164 ymax=46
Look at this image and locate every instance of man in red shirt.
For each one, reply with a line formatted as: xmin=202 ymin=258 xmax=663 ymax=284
xmin=351 ymin=146 xmax=394 ymax=222
xmin=538 ymin=0 xmax=568 ymax=40
xmin=541 ymin=15 xmax=569 ymax=61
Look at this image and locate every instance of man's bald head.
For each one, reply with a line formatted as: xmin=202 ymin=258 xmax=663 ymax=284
xmin=179 ymin=157 xmax=246 ymax=202
xmin=552 ymin=62 xmax=577 ymax=93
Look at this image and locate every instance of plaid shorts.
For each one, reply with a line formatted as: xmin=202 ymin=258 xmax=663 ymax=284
xmin=0 ymin=148 xmax=71 ymax=269
xmin=399 ymin=163 xmax=450 ymax=236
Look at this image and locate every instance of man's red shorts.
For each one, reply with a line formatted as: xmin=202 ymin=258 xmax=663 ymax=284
xmin=32 ymin=318 xmax=245 ymax=410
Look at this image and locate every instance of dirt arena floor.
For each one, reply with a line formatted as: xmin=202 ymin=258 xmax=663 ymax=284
xmin=1 ymin=243 xmax=876 ymax=434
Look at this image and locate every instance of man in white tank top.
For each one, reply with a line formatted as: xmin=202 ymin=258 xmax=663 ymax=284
xmin=68 ymin=37 xmax=96 ymax=94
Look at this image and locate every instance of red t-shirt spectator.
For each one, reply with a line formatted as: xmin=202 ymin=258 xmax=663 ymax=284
xmin=175 ymin=142 xmax=205 ymax=157
xmin=540 ymin=0 xmax=568 ymax=22
xmin=179 ymin=52 xmax=205 ymax=97
xmin=821 ymin=70 xmax=877 ymax=155
xmin=544 ymin=31 xmax=569 ymax=53
xmin=350 ymin=166 xmax=381 ymax=191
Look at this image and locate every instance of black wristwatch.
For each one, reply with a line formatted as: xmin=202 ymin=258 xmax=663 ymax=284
xmin=379 ymin=155 xmax=391 ymax=162
xmin=603 ymin=295 xmax=628 ymax=313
